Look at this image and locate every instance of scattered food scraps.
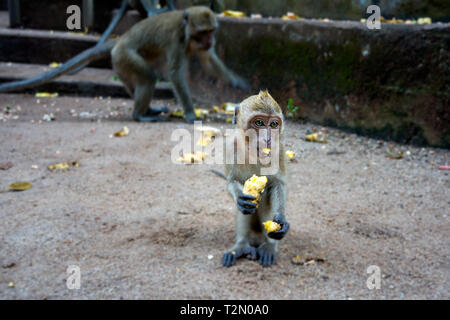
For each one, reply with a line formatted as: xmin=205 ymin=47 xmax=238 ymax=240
xmin=291 ymin=254 xmax=327 ymax=266
xmin=194 ymin=108 xmax=209 ymax=119
xmin=113 ymin=126 xmax=130 ymax=137
xmin=282 ymin=12 xmax=301 ymax=20
xmin=9 ymin=181 xmax=32 ymax=191
xmin=49 ymin=62 xmax=61 ymax=68
xmin=222 ymin=10 xmax=245 ymax=18
xmin=197 ymin=135 xmax=213 ymax=147
xmin=195 ymin=126 xmax=221 ymax=136
xmin=42 ymin=113 xmax=55 ymax=122
xmin=177 ymin=151 xmax=208 ymax=163
xmin=170 ymin=108 xmax=209 ymax=119
xmin=48 ymin=161 xmax=79 ymax=172
xmin=35 ymin=92 xmax=58 ymax=98
xmin=285 ymin=150 xmax=295 ymax=160
xmin=417 ymin=17 xmax=432 ymax=24
xmin=305 ymin=132 xmax=328 ymax=143
xmin=385 ymin=147 xmax=403 ymax=159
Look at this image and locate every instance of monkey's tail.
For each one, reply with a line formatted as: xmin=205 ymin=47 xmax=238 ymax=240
xmin=67 ymin=0 xmax=129 ymax=75
xmin=209 ymin=169 xmax=227 ymax=180
xmin=0 ymin=40 xmax=117 ymax=93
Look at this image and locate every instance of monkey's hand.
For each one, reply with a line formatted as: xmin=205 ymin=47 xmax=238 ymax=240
xmin=237 ymin=191 xmax=257 ymax=215
xmin=267 ymin=214 xmax=289 ymax=240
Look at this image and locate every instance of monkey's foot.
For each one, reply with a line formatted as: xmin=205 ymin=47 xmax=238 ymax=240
xmin=134 ymin=114 xmax=169 ymax=122
xmin=222 ymin=246 xmax=257 ymax=267
xmin=257 ymin=244 xmax=277 ymax=267
xmin=145 ymin=106 xmax=170 ymax=116
xmin=184 ymin=112 xmax=198 ymax=124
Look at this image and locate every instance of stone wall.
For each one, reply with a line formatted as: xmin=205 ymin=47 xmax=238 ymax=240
xmin=191 ymin=18 xmax=449 ymax=148
xmin=223 ymin=0 xmax=450 ymax=22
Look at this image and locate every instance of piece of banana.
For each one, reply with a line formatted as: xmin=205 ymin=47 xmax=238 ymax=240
xmin=242 ymin=175 xmax=268 ymax=204
xmin=263 ymin=221 xmax=281 ymax=233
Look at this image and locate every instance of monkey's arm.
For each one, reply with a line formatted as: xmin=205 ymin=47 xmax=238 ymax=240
xmin=0 ymin=40 xmax=115 ymax=93
xmin=267 ymin=179 xmax=290 ymax=240
xmin=167 ymin=47 xmax=197 ymax=123
xmin=197 ymin=49 xmax=250 ymax=91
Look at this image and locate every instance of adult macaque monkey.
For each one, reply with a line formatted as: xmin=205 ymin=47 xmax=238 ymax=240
xmin=0 ymin=7 xmax=249 ymax=123
xmin=111 ymin=6 xmax=248 ymax=122
xmin=221 ymin=91 xmax=290 ymax=267
xmin=68 ymin=0 xmax=175 ymax=74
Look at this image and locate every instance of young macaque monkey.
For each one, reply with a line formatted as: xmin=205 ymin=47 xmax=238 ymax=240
xmin=222 ymin=90 xmax=290 ymax=267
xmin=0 ymin=6 xmax=248 ymax=123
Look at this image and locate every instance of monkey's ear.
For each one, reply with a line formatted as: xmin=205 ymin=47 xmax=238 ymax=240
xmin=233 ymin=105 xmax=240 ymax=124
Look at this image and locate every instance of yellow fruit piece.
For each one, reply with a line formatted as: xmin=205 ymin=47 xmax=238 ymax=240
xmin=305 ymin=132 xmax=328 ymax=143
xmin=281 ymin=12 xmax=301 ymax=20
xmin=242 ymin=174 xmax=268 ymax=204
xmin=221 ymin=102 xmax=237 ymax=115
xmin=35 ymin=92 xmax=58 ymax=98
xmin=170 ymin=108 xmax=185 ymax=118
xmin=8 ymin=282 xmax=14 ymax=288
xmin=197 ymin=135 xmax=213 ymax=147
xmin=223 ymin=10 xmax=245 ymax=18
xmin=48 ymin=162 xmax=69 ymax=171
xmin=9 ymin=182 xmax=32 ymax=191
xmin=113 ymin=126 xmax=130 ymax=137
xmin=418 ymin=17 xmax=431 ymax=24
xmin=194 ymin=108 xmax=209 ymax=118
xmin=195 ymin=126 xmax=220 ymax=136
xmin=49 ymin=62 xmax=61 ymax=68
xmin=209 ymin=106 xmax=221 ymax=113
xmin=263 ymin=220 xmax=281 ymax=233
xmin=177 ymin=151 xmax=208 ymax=163
xmin=286 ymin=150 xmax=295 ymax=160
xmin=262 ymin=148 xmax=271 ymax=154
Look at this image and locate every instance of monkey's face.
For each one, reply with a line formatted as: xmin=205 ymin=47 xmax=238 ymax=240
xmin=186 ymin=7 xmax=218 ymax=51
xmin=190 ymin=29 xmax=216 ymax=51
xmin=247 ymin=114 xmax=282 ymax=156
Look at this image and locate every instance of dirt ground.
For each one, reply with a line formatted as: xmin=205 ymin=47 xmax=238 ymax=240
xmin=0 ymin=93 xmax=448 ymax=300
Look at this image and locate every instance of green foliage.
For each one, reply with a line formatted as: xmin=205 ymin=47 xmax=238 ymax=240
xmin=286 ymin=98 xmax=298 ymax=119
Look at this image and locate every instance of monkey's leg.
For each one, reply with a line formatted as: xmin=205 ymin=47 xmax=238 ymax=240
xmin=222 ymin=212 xmax=257 ymax=267
xmin=168 ymin=66 xmax=197 ymax=123
xmin=255 ymin=206 xmax=279 ymax=267
xmin=133 ymin=80 xmax=168 ymax=122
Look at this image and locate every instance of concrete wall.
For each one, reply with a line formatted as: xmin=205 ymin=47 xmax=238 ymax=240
xmin=190 ymin=18 xmax=449 ymax=148
xmin=223 ymin=0 xmax=450 ymax=22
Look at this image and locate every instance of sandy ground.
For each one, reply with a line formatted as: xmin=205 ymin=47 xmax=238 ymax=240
xmin=0 ymin=93 xmax=448 ymax=300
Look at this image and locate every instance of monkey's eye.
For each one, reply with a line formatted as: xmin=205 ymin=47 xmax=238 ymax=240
xmin=270 ymin=121 xmax=279 ymax=128
xmin=254 ymin=119 xmax=265 ymax=127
